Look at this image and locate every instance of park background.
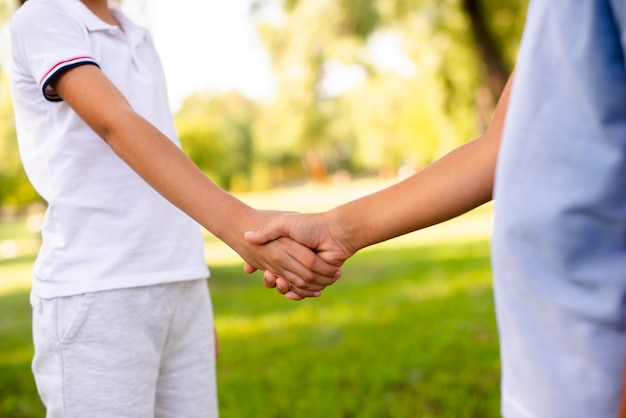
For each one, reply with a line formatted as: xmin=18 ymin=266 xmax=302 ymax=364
xmin=0 ymin=0 xmax=526 ymax=416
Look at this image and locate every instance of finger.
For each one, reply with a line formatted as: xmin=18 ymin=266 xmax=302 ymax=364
xmin=264 ymin=270 xmax=279 ymax=289
xmin=285 ymin=291 xmax=305 ymax=301
xmin=273 ymin=238 xmax=341 ymax=288
xmin=289 ymin=289 xmax=319 ymax=299
xmin=271 ymin=273 xmax=318 ymax=298
xmin=276 ymin=269 xmax=328 ymax=291
xmin=243 ymin=262 xmax=257 ymax=274
xmin=286 ymin=281 xmax=321 ymax=299
xmin=275 ymin=277 xmax=290 ymax=294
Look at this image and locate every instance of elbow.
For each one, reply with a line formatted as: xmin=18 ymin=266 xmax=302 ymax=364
xmin=93 ymin=108 xmax=137 ymax=148
xmin=98 ymin=125 xmax=115 ymax=146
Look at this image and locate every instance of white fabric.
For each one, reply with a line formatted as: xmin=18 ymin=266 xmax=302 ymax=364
xmin=10 ymin=0 xmax=209 ymax=297
xmin=30 ymin=280 xmax=218 ymax=418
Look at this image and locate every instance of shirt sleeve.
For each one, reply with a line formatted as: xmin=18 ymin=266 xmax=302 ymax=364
xmin=10 ymin=2 xmax=99 ymax=102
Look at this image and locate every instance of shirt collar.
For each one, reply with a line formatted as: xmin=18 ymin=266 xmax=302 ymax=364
xmin=54 ymin=1 xmax=142 ymax=35
xmin=50 ymin=0 xmax=116 ymax=32
xmin=53 ymin=0 xmax=149 ymax=44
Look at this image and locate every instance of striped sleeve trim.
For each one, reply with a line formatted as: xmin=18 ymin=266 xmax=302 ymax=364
xmin=40 ymin=56 xmax=100 ymax=102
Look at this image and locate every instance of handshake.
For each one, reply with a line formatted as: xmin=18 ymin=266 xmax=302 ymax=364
xmin=242 ymin=210 xmax=357 ymax=301
xmin=235 ymin=125 xmax=499 ymax=300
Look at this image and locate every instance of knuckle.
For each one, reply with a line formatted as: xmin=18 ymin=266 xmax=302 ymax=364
xmin=300 ymin=270 xmax=316 ymax=283
xmin=302 ymin=252 xmax=318 ymax=269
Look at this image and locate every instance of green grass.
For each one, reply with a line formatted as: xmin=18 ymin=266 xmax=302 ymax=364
xmin=0 ymin=290 xmax=42 ymax=417
xmin=0 ymin=181 xmax=499 ymax=417
xmin=211 ymin=241 xmax=499 ymax=418
xmin=0 ymin=240 xmax=498 ymax=418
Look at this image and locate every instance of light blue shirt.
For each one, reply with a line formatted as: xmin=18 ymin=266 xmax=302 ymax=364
xmin=492 ymin=1 xmax=626 ymax=417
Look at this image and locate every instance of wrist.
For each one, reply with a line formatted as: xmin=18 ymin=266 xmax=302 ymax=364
xmin=208 ymin=201 xmax=257 ymax=250
xmin=323 ymin=206 xmax=361 ymax=256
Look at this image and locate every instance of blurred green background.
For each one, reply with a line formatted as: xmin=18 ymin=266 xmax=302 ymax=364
xmin=0 ymin=0 xmax=526 ymax=204
xmin=0 ymin=0 xmax=526 ymax=416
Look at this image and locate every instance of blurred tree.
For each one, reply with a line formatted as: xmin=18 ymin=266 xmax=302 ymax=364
xmin=251 ymin=0 xmax=526 ymax=178
xmin=341 ymin=71 xmax=451 ymax=172
xmin=458 ymin=0 xmax=526 ymax=126
xmin=253 ymin=0 xmax=364 ymax=181
xmin=462 ymin=0 xmax=509 ymax=98
xmin=0 ymin=0 xmax=40 ymax=208
xmin=0 ymin=93 xmax=37 ymax=206
xmin=0 ymin=0 xmax=19 ymax=23
xmin=278 ymin=0 xmax=525 ymax=101
xmin=175 ymin=90 xmax=256 ymax=192
xmin=0 ymin=0 xmax=528 ymax=204
xmin=0 ymin=0 xmax=15 ymax=86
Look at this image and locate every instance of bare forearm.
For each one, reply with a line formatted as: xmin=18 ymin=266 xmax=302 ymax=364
xmin=327 ymin=135 xmax=496 ymax=252
xmin=102 ymin=114 xmax=339 ymax=287
xmin=328 ymin=73 xmax=514 ymax=253
xmin=52 ymin=65 xmax=341 ymax=286
xmin=103 ymin=112 xmax=253 ymax=246
xmin=53 ymin=65 xmax=254 ymax=248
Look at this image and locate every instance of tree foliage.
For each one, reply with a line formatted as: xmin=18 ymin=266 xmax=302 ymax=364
xmin=244 ymin=0 xmax=526 ymax=180
xmin=175 ymin=91 xmax=257 ymax=192
xmin=0 ymin=0 xmax=527 ymax=207
xmin=0 ymin=0 xmax=39 ymax=208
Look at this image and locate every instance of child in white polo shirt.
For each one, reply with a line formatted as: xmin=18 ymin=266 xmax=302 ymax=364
xmin=9 ymin=0 xmax=341 ymax=417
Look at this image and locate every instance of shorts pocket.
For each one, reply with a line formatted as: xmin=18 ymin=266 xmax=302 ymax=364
xmin=56 ymin=293 xmax=93 ymax=344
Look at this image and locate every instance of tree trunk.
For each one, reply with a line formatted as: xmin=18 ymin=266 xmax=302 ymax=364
xmin=461 ymin=0 xmax=510 ymax=114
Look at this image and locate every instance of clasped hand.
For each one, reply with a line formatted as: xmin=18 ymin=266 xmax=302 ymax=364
xmin=243 ymin=212 xmax=354 ymax=300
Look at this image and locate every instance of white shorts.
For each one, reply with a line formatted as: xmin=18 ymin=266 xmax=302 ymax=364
xmin=30 ymin=279 xmax=218 ymax=418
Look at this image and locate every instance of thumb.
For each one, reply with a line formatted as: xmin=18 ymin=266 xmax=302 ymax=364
xmin=244 ymin=226 xmax=286 ymax=245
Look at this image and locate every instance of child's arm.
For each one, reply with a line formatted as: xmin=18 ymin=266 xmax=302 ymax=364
xmin=245 ymin=73 xmax=514 ymax=298
xmin=323 ymin=72 xmax=512 ymax=252
xmin=51 ymin=64 xmax=340 ymax=295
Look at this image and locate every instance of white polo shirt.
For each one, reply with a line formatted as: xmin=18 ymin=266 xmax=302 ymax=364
xmin=10 ymin=0 xmax=209 ymax=297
